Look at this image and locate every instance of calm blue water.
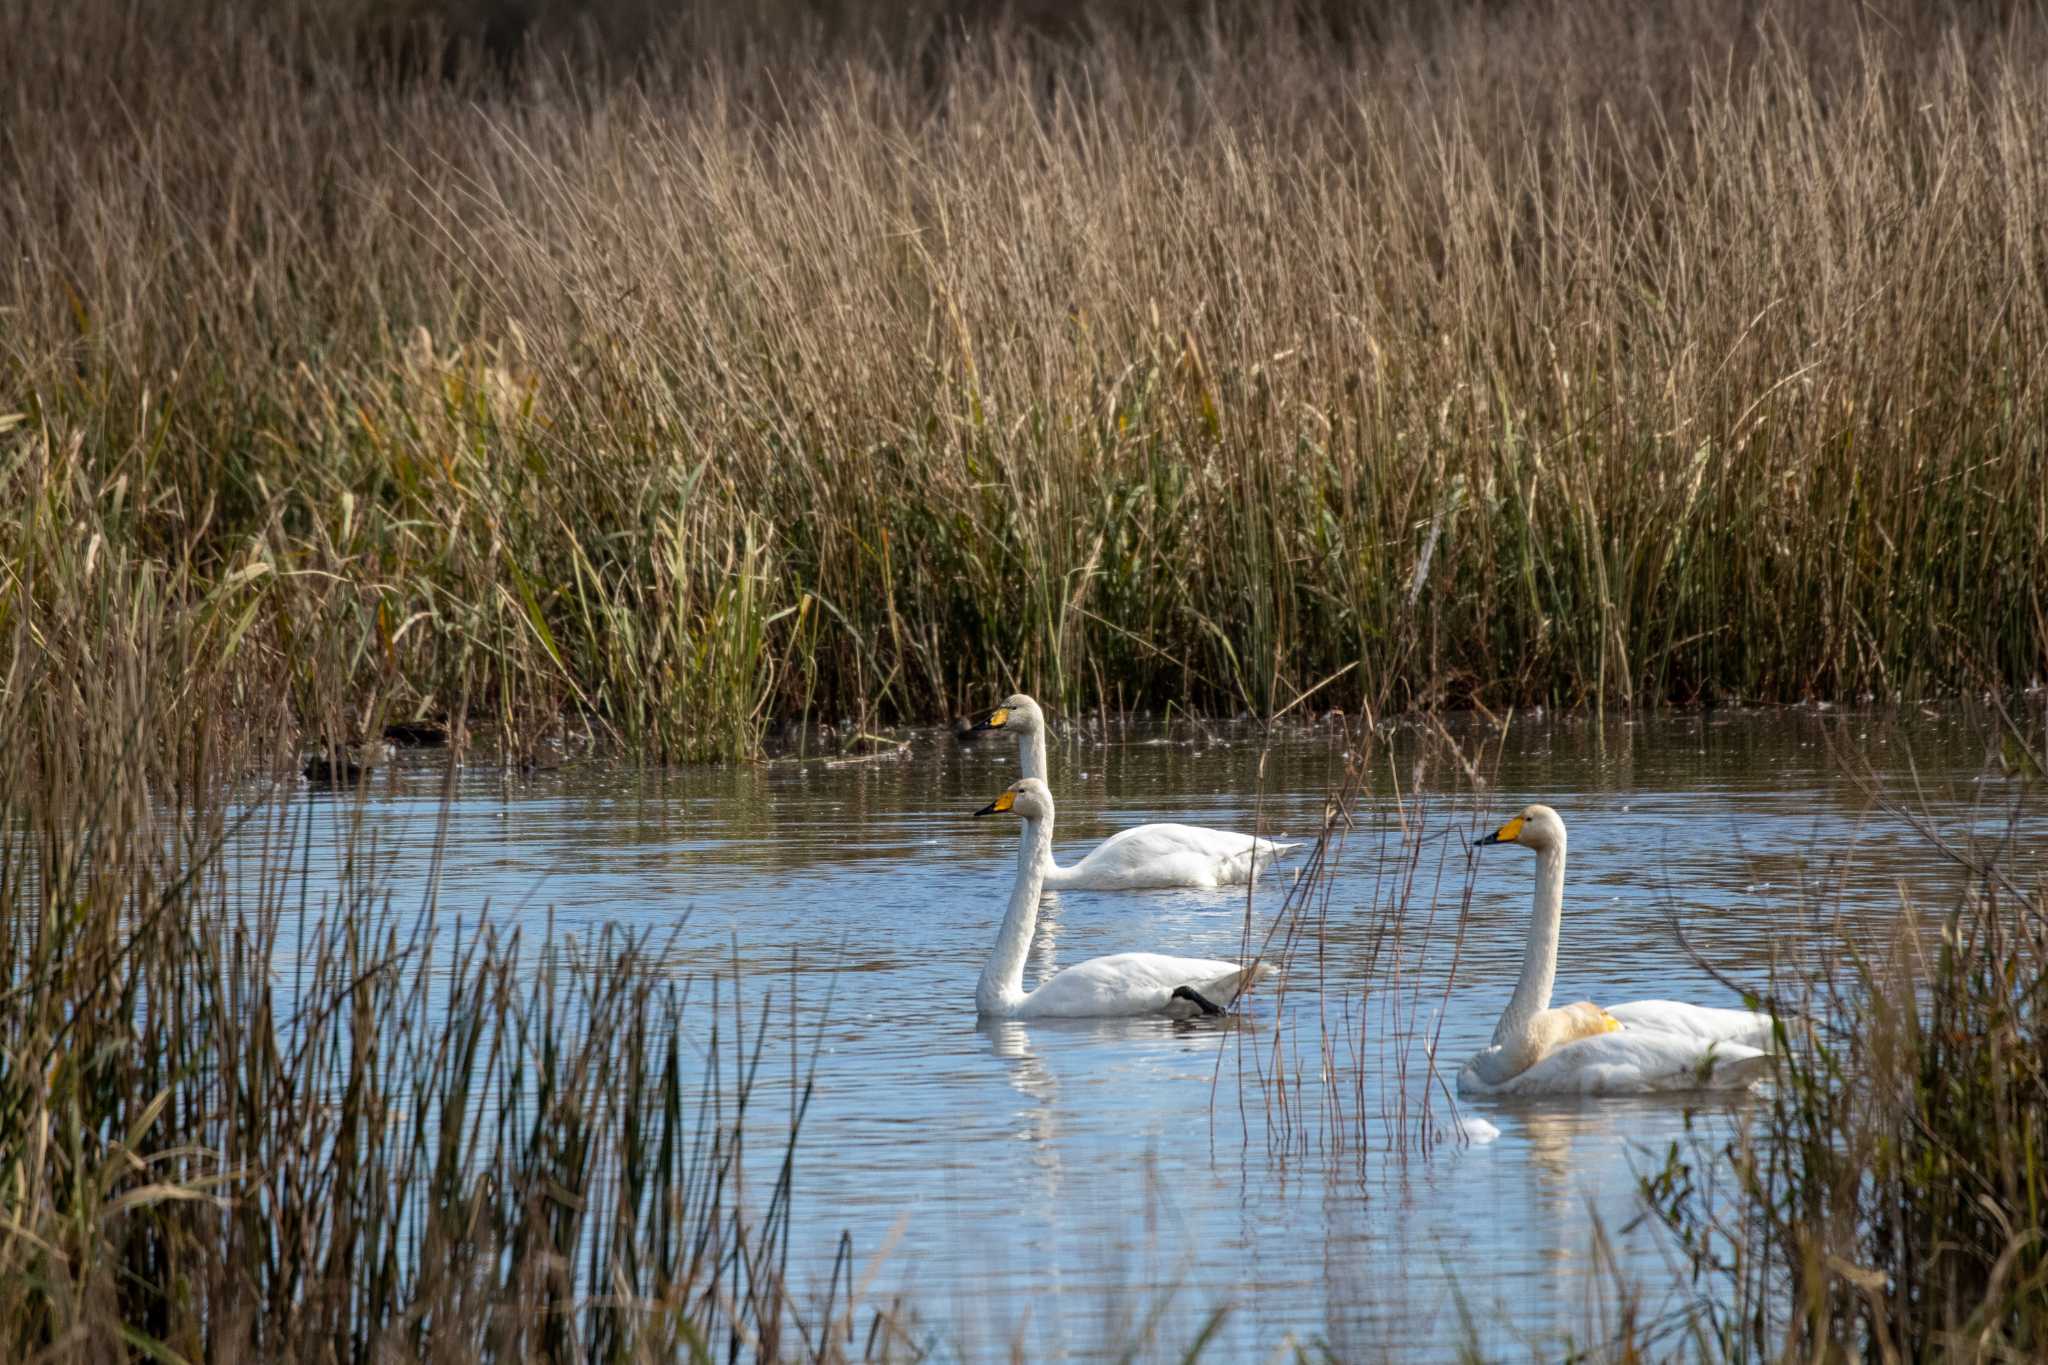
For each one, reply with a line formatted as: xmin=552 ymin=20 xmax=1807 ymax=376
xmin=259 ymin=706 xmax=2040 ymax=1359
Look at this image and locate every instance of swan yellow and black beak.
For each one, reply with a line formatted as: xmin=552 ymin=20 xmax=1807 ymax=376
xmin=973 ymin=788 xmax=1018 ymax=818
xmin=1476 ymin=814 xmax=1526 ymax=846
xmin=969 ymin=706 xmax=1011 ymax=733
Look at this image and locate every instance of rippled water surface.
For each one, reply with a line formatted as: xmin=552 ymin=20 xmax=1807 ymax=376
xmin=267 ymin=708 xmax=2041 ymax=1359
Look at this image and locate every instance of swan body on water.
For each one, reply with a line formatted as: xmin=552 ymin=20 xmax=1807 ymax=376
xmin=1459 ymin=805 xmax=1778 ymax=1097
xmin=971 ymin=779 xmax=1274 ymax=1019
xmin=971 ymin=694 xmax=1297 ymax=889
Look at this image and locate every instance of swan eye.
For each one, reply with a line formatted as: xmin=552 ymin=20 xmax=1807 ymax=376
xmin=1494 ymin=815 xmax=1525 ymax=843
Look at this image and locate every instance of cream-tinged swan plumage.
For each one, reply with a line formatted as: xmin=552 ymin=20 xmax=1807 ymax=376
xmin=1459 ymin=805 xmax=1779 ymax=1097
xmin=970 ymin=694 xmax=1297 ymax=890
xmin=970 ymin=779 xmax=1274 ymax=1018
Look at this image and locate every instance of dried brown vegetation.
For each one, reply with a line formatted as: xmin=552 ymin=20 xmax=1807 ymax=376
xmin=1642 ymin=706 xmax=2048 ymax=1363
xmin=3 ymin=3 xmax=2048 ymax=1356
xmin=0 ymin=557 xmax=902 ymax=1360
xmin=5 ymin=0 xmax=2044 ymax=761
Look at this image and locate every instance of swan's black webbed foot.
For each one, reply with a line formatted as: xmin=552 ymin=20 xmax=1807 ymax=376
xmin=1170 ymin=985 xmax=1226 ymax=1017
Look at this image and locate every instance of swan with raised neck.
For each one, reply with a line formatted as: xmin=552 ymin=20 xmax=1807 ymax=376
xmin=1463 ymin=804 xmax=1617 ymax=1085
xmin=969 ymin=693 xmax=1051 ymax=780
xmin=1459 ymin=803 xmax=1779 ymax=1096
xmin=967 ymin=778 xmax=1274 ymax=1018
xmin=967 ymin=694 xmax=1298 ymax=890
xmin=974 ymin=780 xmax=1055 ymax=1014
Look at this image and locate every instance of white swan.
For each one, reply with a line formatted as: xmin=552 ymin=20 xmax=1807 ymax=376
xmin=970 ymin=694 xmax=1298 ymax=889
xmin=1458 ymin=804 xmax=1779 ymax=1097
xmin=970 ymin=779 xmax=1274 ymax=1018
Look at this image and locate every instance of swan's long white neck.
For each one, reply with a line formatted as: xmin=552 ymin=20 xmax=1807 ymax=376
xmin=1015 ymin=725 xmax=1049 ymax=783
xmin=1009 ymin=725 xmax=1072 ymax=884
xmin=1495 ymin=837 xmax=1566 ymax=1045
xmin=979 ymin=811 xmax=1053 ymax=1014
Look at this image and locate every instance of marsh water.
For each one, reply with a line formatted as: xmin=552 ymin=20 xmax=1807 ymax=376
xmin=272 ymin=707 xmax=2039 ymax=1359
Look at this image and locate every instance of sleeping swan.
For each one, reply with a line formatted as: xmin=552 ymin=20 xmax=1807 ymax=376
xmin=971 ymin=779 xmax=1274 ymax=1018
xmin=971 ymin=693 xmax=1297 ymax=889
xmin=1459 ymin=804 xmax=1780 ymax=1097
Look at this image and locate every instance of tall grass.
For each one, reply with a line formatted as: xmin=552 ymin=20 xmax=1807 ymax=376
xmin=0 ymin=551 xmax=902 ymax=1361
xmin=4 ymin=0 xmax=2044 ymax=760
xmin=1640 ymin=704 xmax=2048 ymax=1361
xmin=14 ymin=8 xmax=2040 ymax=1347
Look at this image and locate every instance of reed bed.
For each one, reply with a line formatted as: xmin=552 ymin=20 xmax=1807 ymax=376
xmin=5 ymin=0 xmax=2045 ymax=762
xmin=0 ymin=567 xmax=910 ymax=1362
xmin=5 ymin=0 xmax=2048 ymax=1356
xmin=1 ymin=824 xmax=895 ymax=1365
xmin=1637 ymin=701 xmax=2048 ymax=1363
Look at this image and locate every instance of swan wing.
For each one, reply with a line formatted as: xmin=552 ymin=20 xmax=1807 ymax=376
xmin=1604 ymin=1000 xmax=1778 ymax=1050
xmin=1050 ymin=823 xmax=1298 ymax=890
xmin=1460 ymin=1029 xmax=1770 ymax=1097
xmin=1019 ymin=952 xmax=1270 ymax=1018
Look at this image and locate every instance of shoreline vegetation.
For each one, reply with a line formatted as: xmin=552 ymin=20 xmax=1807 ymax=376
xmin=1639 ymin=705 xmax=2048 ymax=1362
xmin=6 ymin=0 xmax=2045 ymax=765
xmin=4 ymin=1 xmax=2047 ymax=1360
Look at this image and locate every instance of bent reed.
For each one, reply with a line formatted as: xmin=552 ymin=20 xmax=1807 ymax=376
xmin=5 ymin=0 xmax=2045 ymax=762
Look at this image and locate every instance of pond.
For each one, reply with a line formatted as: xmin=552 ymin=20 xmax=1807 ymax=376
xmin=270 ymin=705 xmax=2036 ymax=1359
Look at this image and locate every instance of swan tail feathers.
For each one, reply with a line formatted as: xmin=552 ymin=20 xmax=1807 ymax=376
xmin=1697 ymin=1044 xmax=1773 ymax=1090
xmin=1217 ymin=839 xmax=1298 ymax=884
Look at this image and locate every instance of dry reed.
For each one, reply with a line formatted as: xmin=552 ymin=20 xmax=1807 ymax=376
xmin=5 ymin=2 xmax=2048 ymax=1358
xmin=5 ymin=0 xmax=2044 ymax=762
xmin=1638 ymin=701 xmax=2048 ymax=1362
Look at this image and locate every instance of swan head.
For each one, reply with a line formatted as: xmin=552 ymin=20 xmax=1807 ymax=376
xmin=969 ymin=693 xmax=1045 ymax=736
xmin=1477 ymin=803 xmax=1566 ymax=853
xmin=973 ymin=777 xmax=1053 ymax=822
